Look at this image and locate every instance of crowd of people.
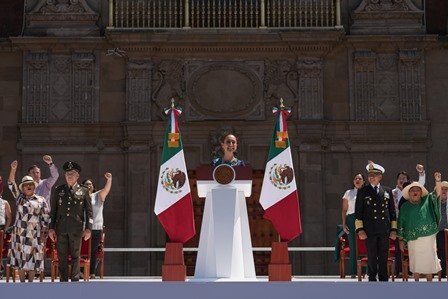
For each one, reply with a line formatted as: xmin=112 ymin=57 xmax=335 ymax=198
xmin=0 ymin=156 xmax=112 ymax=282
xmin=341 ymin=161 xmax=447 ymax=282
xmin=2 ymin=138 xmax=447 ymax=282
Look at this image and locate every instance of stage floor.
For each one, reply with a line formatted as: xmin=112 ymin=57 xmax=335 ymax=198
xmin=1 ymin=276 xmax=448 ymax=299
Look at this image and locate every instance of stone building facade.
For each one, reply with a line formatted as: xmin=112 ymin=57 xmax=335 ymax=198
xmin=1 ymin=0 xmax=448 ymax=276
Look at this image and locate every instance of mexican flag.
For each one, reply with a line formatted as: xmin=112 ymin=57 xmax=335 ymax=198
xmin=259 ymin=105 xmax=302 ymax=242
xmin=154 ymin=103 xmax=195 ymax=243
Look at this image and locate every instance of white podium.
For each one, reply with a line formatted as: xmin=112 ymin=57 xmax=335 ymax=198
xmin=194 ymin=165 xmax=256 ymax=280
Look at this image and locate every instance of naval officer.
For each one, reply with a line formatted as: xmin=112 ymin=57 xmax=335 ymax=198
xmin=355 ymin=161 xmax=397 ymax=281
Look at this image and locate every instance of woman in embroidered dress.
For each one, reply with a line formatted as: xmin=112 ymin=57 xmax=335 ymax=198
xmin=398 ymin=172 xmax=442 ymax=281
xmin=7 ymin=176 xmax=49 ymax=282
xmin=212 ymin=131 xmax=245 ymax=167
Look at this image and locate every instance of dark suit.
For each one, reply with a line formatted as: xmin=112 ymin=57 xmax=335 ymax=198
xmin=355 ymin=184 xmax=397 ymax=281
xmin=50 ymin=183 xmax=93 ymax=281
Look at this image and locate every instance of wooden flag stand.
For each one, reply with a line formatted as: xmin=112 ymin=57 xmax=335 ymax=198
xmin=162 ymin=242 xmax=186 ymax=281
xmin=268 ymin=242 xmax=292 ymax=281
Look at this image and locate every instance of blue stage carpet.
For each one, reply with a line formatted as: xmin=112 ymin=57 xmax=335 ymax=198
xmin=1 ymin=277 xmax=447 ymax=299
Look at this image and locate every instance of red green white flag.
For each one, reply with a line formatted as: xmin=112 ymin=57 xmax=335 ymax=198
xmin=259 ymin=105 xmax=302 ymax=241
xmin=154 ymin=103 xmax=195 ymax=243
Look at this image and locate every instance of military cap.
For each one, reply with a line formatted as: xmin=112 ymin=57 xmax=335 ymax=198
xmin=63 ymin=161 xmax=82 ymax=172
xmin=366 ymin=162 xmax=385 ymax=174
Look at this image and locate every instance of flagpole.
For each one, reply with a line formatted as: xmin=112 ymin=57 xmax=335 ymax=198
xmin=267 ymin=97 xmax=293 ymax=281
xmin=156 ymin=97 xmax=195 ymax=281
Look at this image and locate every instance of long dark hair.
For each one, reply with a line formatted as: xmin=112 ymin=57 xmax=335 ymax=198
xmin=211 ymin=126 xmax=240 ymax=160
xmin=353 ymin=173 xmax=366 ymax=189
xmin=82 ymin=178 xmax=96 ymax=192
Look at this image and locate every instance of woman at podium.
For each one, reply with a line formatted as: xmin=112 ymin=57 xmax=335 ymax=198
xmin=212 ymin=132 xmax=245 ymax=167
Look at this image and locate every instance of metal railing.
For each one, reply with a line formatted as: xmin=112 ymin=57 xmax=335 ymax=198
xmin=104 ymin=246 xmax=335 ymax=252
xmin=108 ymin=0 xmax=341 ymax=29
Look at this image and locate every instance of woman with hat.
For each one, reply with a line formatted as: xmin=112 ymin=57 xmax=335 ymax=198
xmin=7 ymin=176 xmax=50 ymax=282
xmin=398 ymin=172 xmax=443 ymax=281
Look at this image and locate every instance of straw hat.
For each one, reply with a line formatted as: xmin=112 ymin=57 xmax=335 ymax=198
xmin=18 ymin=175 xmax=38 ymax=192
xmin=402 ymin=181 xmax=429 ymax=200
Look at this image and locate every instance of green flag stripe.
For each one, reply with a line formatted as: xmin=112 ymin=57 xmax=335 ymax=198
xmin=267 ymin=115 xmax=290 ymax=161
xmin=161 ymin=115 xmax=183 ymax=164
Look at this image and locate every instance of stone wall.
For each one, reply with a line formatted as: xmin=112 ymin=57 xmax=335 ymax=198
xmin=0 ymin=0 xmax=447 ymax=276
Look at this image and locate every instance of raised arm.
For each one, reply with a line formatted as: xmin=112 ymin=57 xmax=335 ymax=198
xmin=416 ymin=164 xmax=426 ymax=186
xmin=8 ymin=160 xmax=19 ymax=199
xmin=43 ymin=155 xmax=59 ymax=188
xmin=435 ymin=172 xmax=442 ymax=198
xmin=98 ymin=172 xmax=112 ymax=202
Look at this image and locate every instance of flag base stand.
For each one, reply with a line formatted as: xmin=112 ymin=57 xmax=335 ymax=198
xmin=268 ymin=242 xmax=292 ymax=281
xmin=162 ymin=242 xmax=186 ymax=281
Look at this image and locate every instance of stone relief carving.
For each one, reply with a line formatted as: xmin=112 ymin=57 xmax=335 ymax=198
xmin=359 ymin=0 xmax=421 ymax=11
xmin=375 ymin=54 xmax=399 ymax=120
xmin=264 ymin=59 xmax=323 ymax=120
xmin=399 ymin=50 xmax=423 ymax=121
xmin=24 ymin=53 xmax=50 ymax=124
xmin=127 ymin=60 xmax=153 ymax=122
xmin=351 ymin=0 xmax=424 ymax=35
xmin=151 ymin=60 xmax=185 ymax=120
xmin=31 ymin=0 xmax=95 ymax=14
xmin=353 ymin=51 xmax=377 ymax=120
xmin=185 ymin=61 xmax=264 ymax=120
xmin=50 ymin=55 xmax=72 ymax=122
xmin=24 ymin=51 xmax=99 ymax=123
xmin=72 ymin=52 xmax=97 ymax=122
xmin=297 ymin=58 xmax=323 ymax=120
xmin=25 ymin=0 xmax=99 ymax=36
xmin=352 ymin=49 xmax=423 ymax=121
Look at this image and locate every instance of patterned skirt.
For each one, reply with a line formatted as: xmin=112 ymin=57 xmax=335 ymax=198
xmin=7 ymin=225 xmax=45 ymax=272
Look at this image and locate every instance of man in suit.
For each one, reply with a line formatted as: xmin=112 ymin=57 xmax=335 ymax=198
xmin=48 ymin=161 xmax=92 ymax=282
xmin=355 ymin=161 xmax=397 ymax=281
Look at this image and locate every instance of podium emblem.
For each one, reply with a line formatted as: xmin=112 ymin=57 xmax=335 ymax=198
xmin=269 ymin=163 xmax=294 ymax=190
xmin=213 ymin=164 xmax=236 ymax=185
xmin=160 ymin=168 xmax=186 ymax=194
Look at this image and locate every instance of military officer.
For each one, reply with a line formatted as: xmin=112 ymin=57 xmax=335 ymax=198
xmin=48 ymin=161 xmax=93 ymax=282
xmin=355 ymin=161 xmax=397 ymax=281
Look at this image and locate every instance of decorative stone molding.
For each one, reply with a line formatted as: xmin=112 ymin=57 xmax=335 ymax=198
xmin=23 ymin=52 xmax=50 ymax=124
xmin=398 ymin=49 xmax=423 ymax=121
xmin=127 ymin=60 xmax=153 ymax=122
xmin=297 ymin=58 xmax=323 ymax=120
xmin=151 ymin=60 xmax=185 ymax=120
xmin=185 ymin=61 xmax=264 ymax=121
xmin=351 ymin=0 xmax=425 ymax=35
xmin=264 ymin=59 xmax=323 ymax=120
xmin=351 ymin=49 xmax=423 ymax=121
xmin=25 ymin=0 xmax=99 ymax=36
xmin=23 ymin=51 xmax=99 ymax=123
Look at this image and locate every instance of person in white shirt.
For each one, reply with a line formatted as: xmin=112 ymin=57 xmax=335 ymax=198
xmin=341 ymin=173 xmax=366 ymax=277
xmin=81 ymin=172 xmax=112 ymax=279
xmin=0 ymin=176 xmax=12 ymax=231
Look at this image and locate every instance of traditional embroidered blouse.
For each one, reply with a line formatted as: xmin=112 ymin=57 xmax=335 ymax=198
xmin=398 ymin=191 xmax=440 ymax=242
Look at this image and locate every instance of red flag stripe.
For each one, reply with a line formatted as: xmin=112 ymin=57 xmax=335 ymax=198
xmin=263 ymin=191 xmax=302 ymax=242
xmin=157 ymin=193 xmax=196 ymax=243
